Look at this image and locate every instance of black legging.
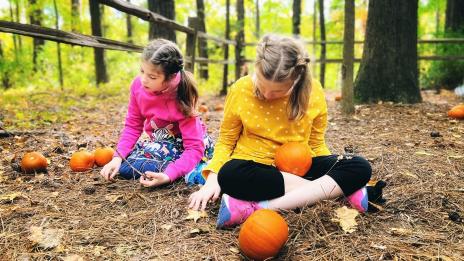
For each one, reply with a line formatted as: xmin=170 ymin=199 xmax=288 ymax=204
xmin=217 ymin=155 xmax=372 ymax=202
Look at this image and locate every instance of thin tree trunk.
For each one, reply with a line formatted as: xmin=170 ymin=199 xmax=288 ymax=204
xmin=29 ymin=0 xmax=45 ymax=72
xmin=89 ymin=0 xmax=109 ymax=84
xmin=221 ymin=0 xmax=230 ymax=95
xmin=71 ymin=0 xmax=80 ymax=33
xmin=292 ymin=0 xmax=301 ymax=36
xmin=354 ymin=1 xmax=421 ymax=103
xmin=9 ymin=1 xmax=18 ymax=60
xmin=0 ymin=40 xmax=12 ymax=89
xmin=15 ymin=0 xmax=22 ymax=49
xmin=126 ymin=0 xmax=133 ymax=43
xmin=255 ymin=0 xmax=260 ymax=39
xmin=53 ymin=0 xmax=64 ymax=89
xmin=312 ymin=0 xmax=317 ymax=76
xmin=147 ymin=0 xmax=176 ymax=42
xmin=196 ymin=0 xmax=209 ymax=79
xmin=341 ymin=0 xmax=354 ymax=114
xmin=318 ymin=0 xmax=326 ymax=87
xmin=235 ymin=0 xmax=245 ymax=81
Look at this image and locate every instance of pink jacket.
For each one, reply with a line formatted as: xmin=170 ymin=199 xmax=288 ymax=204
xmin=115 ymin=76 xmax=206 ymax=181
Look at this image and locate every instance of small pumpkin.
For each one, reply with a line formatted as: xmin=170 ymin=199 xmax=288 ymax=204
xmin=94 ymin=147 xmax=114 ymax=167
xmin=274 ymin=142 xmax=312 ymax=176
xmin=335 ymin=95 xmax=342 ymax=101
xmin=448 ymin=104 xmax=464 ymax=119
xmin=214 ymin=103 xmax=224 ymax=111
xmin=198 ymin=104 xmax=209 ymax=113
xmin=70 ymin=150 xmax=95 ymax=172
xmin=21 ymin=152 xmax=48 ymax=173
xmin=238 ymin=209 xmax=289 ymax=261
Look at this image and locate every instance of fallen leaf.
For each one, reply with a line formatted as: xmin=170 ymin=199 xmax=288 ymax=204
xmin=448 ymin=155 xmax=464 ymax=159
xmin=28 ymin=225 xmax=64 ymax=249
xmin=161 ymin=224 xmax=173 ymax=231
xmin=415 ymin=150 xmax=434 ymax=156
xmin=229 ymin=247 xmax=240 ymax=254
xmin=190 ymin=228 xmax=200 ymax=234
xmin=402 ymin=171 xmax=419 ymax=179
xmin=370 ymin=243 xmax=386 ymax=250
xmin=331 ymin=206 xmax=359 ymax=233
xmin=452 ymin=134 xmax=462 ymax=138
xmin=390 ymin=227 xmax=413 ymax=236
xmin=105 ymin=194 xmax=123 ymax=203
xmin=0 ymin=192 xmax=22 ymax=202
xmin=62 ymin=254 xmax=84 ymax=261
xmin=184 ymin=210 xmax=208 ymax=222
xmin=50 ymin=192 xmax=59 ymax=197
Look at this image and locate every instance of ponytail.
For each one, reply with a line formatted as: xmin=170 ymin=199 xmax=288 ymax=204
xmin=177 ymin=70 xmax=199 ymax=117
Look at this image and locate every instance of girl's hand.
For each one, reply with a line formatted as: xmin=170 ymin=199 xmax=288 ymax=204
xmin=139 ymin=172 xmax=171 ymax=187
xmin=100 ymin=157 xmax=122 ymax=181
xmin=188 ymin=172 xmax=221 ymax=211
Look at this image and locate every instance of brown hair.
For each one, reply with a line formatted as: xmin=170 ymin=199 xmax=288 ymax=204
xmin=142 ymin=39 xmax=198 ymax=117
xmin=255 ymin=34 xmax=312 ymax=120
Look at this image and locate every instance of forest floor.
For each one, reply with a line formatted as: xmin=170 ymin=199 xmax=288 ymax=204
xmin=0 ymin=89 xmax=463 ymax=260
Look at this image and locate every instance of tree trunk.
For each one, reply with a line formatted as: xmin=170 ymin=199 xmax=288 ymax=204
xmin=148 ymin=0 xmax=176 ymax=42
xmin=15 ymin=0 xmax=22 ymax=49
xmin=445 ymin=0 xmax=464 ymax=31
xmin=53 ymin=0 xmax=64 ymax=89
xmin=255 ymin=0 xmax=260 ymax=39
xmin=318 ymin=0 xmax=326 ymax=87
xmin=235 ymin=0 xmax=245 ymax=81
xmin=29 ymin=0 xmax=45 ymax=71
xmin=89 ymin=0 xmax=109 ymax=84
xmin=0 ymin=40 xmax=12 ymax=89
xmin=71 ymin=0 xmax=80 ymax=33
xmin=196 ymin=0 xmax=209 ymax=79
xmin=221 ymin=0 xmax=230 ymax=95
xmin=312 ymin=0 xmax=317 ymax=75
xmin=292 ymin=0 xmax=301 ymax=36
xmin=126 ymin=0 xmax=133 ymax=43
xmin=354 ymin=0 xmax=421 ymax=103
xmin=341 ymin=0 xmax=354 ymax=114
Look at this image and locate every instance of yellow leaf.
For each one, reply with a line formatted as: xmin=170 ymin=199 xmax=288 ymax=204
xmin=161 ymin=224 xmax=173 ymax=231
xmin=229 ymin=247 xmax=240 ymax=254
xmin=402 ymin=171 xmax=419 ymax=179
xmin=331 ymin=206 xmax=359 ymax=233
xmin=28 ymin=226 xmax=64 ymax=249
xmin=184 ymin=210 xmax=208 ymax=222
xmin=452 ymin=134 xmax=462 ymax=138
xmin=448 ymin=155 xmax=464 ymax=159
xmin=0 ymin=192 xmax=22 ymax=202
xmin=390 ymin=227 xmax=412 ymax=236
xmin=62 ymin=254 xmax=84 ymax=261
xmin=415 ymin=150 xmax=434 ymax=156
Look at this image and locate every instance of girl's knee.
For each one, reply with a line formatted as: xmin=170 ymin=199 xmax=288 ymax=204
xmin=353 ymin=156 xmax=372 ymax=184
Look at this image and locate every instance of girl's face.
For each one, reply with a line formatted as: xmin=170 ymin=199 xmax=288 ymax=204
xmin=252 ymin=70 xmax=295 ymax=100
xmin=140 ymin=61 xmax=166 ymax=93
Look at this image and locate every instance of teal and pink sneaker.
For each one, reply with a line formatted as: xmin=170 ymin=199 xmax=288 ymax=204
xmin=347 ymin=187 xmax=368 ymax=213
xmin=216 ymin=194 xmax=267 ymax=229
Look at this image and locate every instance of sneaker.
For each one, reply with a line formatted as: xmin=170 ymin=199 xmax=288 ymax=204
xmin=347 ymin=187 xmax=368 ymax=213
xmin=185 ymin=162 xmax=207 ymax=185
xmin=216 ymin=194 xmax=262 ymax=229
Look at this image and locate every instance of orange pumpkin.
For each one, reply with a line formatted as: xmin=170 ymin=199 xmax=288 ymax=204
xmin=214 ymin=103 xmax=224 ymax=111
xmin=274 ymin=142 xmax=312 ymax=176
xmin=448 ymin=104 xmax=464 ymax=119
xmin=239 ymin=209 xmax=289 ymax=261
xmin=70 ymin=150 xmax=95 ymax=172
xmin=335 ymin=95 xmax=342 ymax=101
xmin=94 ymin=147 xmax=114 ymax=167
xmin=198 ymin=104 xmax=209 ymax=113
xmin=21 ymin=152 xmax=48 ymax=173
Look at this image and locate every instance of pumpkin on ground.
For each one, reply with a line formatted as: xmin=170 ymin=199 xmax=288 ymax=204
xmin=335 ymin=95 xmax=342 ymax=101
xmin=94 ymin=147 xmax=114 ymax=167
xmin=70 ymin=150 xmax=95 ymax=172
xmin=238 ymin=209 xmax=289 ymax=261
xmin=214 ymin=103 xmax=224 ymax=111
xmin=21 ymin=152 xmax=48 ymax=173
xmin=198 ymin=104 xmax=209 ymax=113
xmin=274 ymin=142 xmax=312 ymax=177
xmin=448 ymin=104 xmax=464 ymax=119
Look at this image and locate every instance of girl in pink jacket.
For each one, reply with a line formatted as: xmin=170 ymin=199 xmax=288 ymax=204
xmin=100 ymin=39 xmax=213 ymax=187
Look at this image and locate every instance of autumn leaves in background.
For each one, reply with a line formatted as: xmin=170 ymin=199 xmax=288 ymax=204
xmin=20 ymin=147 xmax=114 ymax=174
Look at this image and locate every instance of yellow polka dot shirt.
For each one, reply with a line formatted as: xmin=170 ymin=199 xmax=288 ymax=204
xmin=203 ymin=75 xmax=331 ymax=176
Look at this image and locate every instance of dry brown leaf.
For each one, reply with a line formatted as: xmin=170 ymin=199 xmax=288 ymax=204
xmin=390 ymin=227 xmax=413 ymax=236
xmin=184 ymin=210 xmax=208 ymax=222
xmin=105 ymin=194 xmax=123 ymax=203
xmin=28 ymin=225 xmax=64 ymax=249
xmin=331 ymin=206 xmax=359 ymax=233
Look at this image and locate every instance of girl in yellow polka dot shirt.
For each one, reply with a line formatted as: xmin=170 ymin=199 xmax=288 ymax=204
xmin=189 ymin=34 xmax=373 ymax=228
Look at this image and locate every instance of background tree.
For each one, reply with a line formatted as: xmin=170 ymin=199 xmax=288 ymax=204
xmin=221 ymin=0 xmax=231 ymax=95
xmin=196 ymin=0 xmax=209 ymax=79
xmin=354 ymin=0 xmax=421 ymax=103
xmin=148 ymin=0 xmax=176 ymax=42
xmin=89 ymin=0 xmax=109 ymax=84
xmin=318 ymin=0 xmax=326 ymax=87
xmin=255 ymin=0 xmax=260 ymax=39
xmin=292 ymin=0 xmax=301 ymax=36
xmin=341 ymin=0 xmax=354 ymax=114
xmin=28 ymin=0 xmax=44 ymax=71
xmin=71 ymin=0 xmax=80 ymax=33
xmin=235 ymin=0 xmax=245 ymax=81
xmin=126 ymin=0 xmax=133 ymax=43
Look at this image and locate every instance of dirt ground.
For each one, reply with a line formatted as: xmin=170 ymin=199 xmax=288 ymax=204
xmin=0 ymin=90 xmax=463 ymax=260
